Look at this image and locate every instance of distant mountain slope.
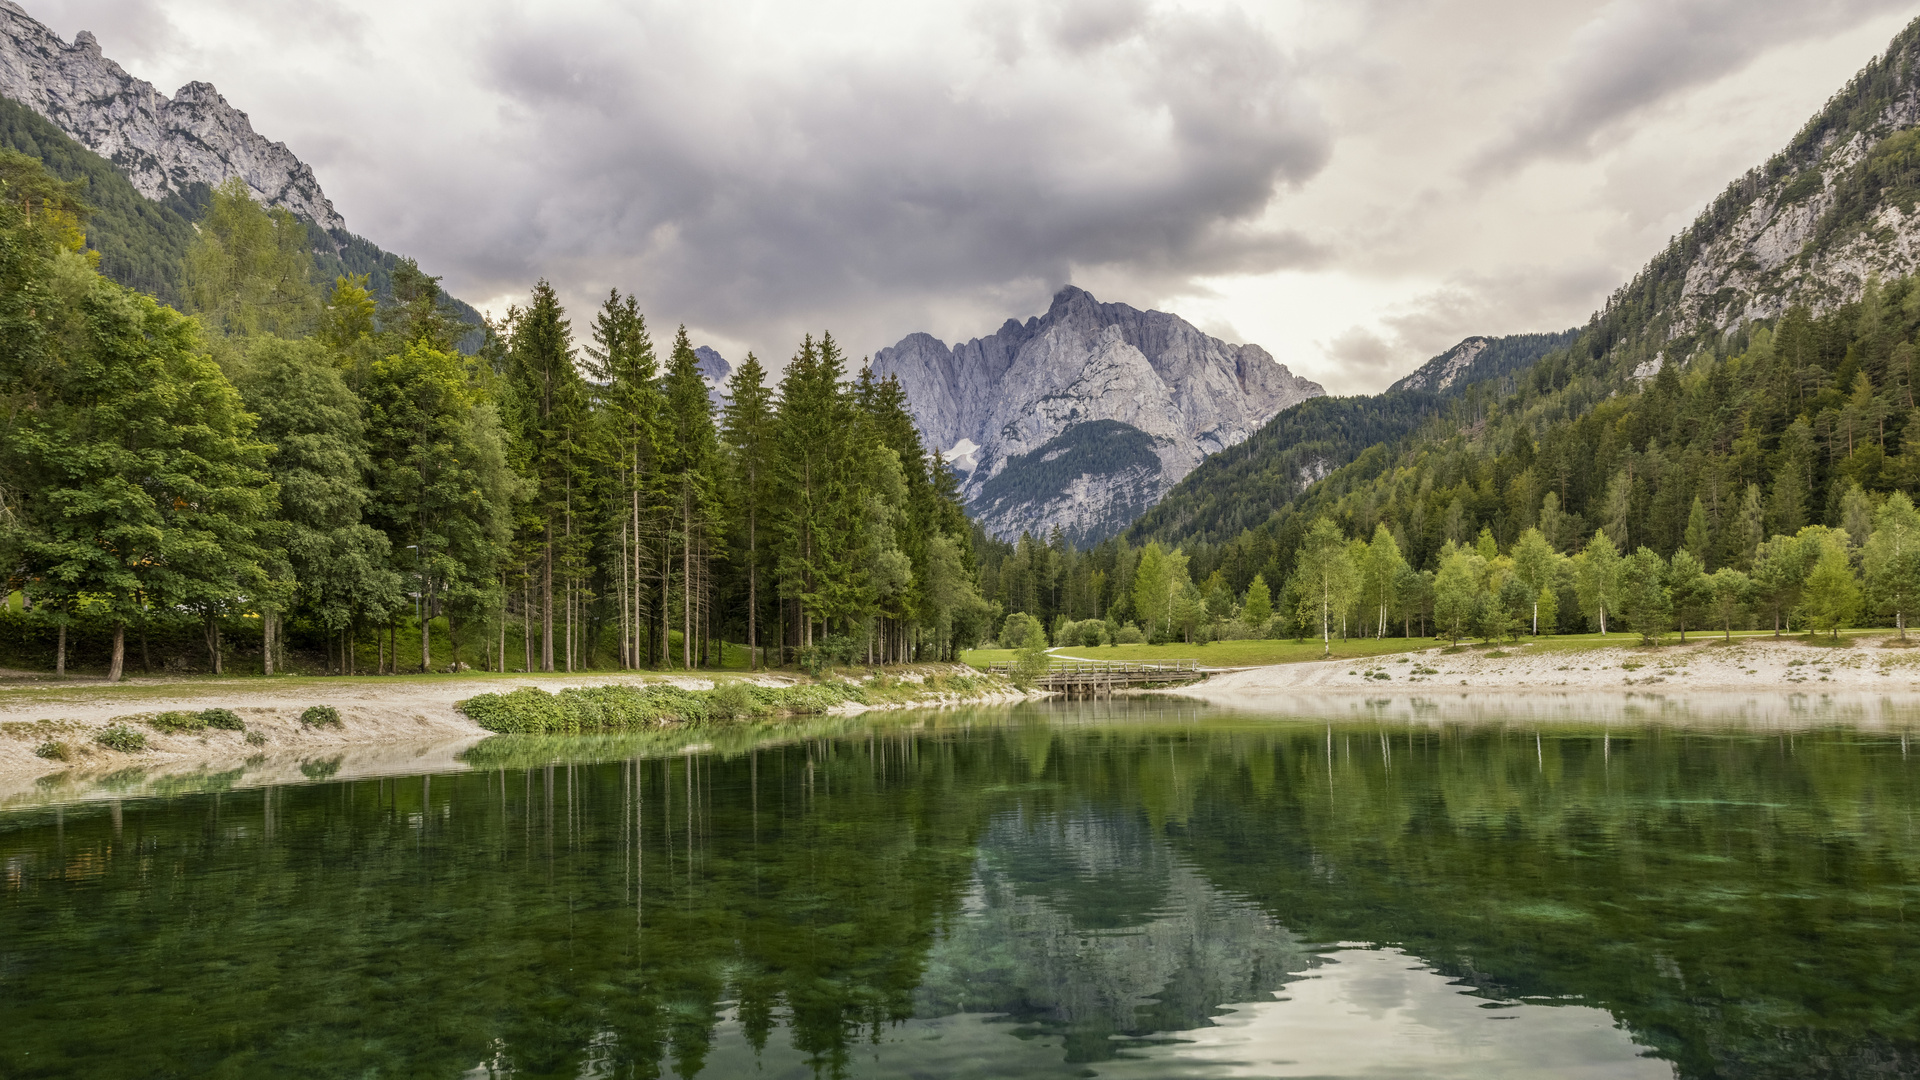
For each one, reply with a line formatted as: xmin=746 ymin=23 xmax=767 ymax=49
xmin=1128 ymin=329 xmax=1576 ymax=545
xmin=1575 ymin=15 xmax=1920 ymax=371
xmin=872 ymin=286 xmax=1322 ymax=544
xmin=0 ymin=1 xmax=339 ymax=227
xmin=1131 ymin=15 xmax=1920 ymax=599
xmin=0 ymin=2 xmax=479 ymax=327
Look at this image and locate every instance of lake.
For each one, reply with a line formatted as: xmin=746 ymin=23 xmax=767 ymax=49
xmin=3 ymin=695 xmax=1918 ymax=1078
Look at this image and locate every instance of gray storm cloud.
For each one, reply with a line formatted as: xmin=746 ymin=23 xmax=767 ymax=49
xmin=1475 ymin=0 xmax=1916 ymax=174
xmin=433 ymin=1 xmax=1330 ymax=347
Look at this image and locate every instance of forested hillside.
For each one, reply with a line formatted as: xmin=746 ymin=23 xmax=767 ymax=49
xmin=0 ymin=94 xmax=481 ymax=331
xmin=973 ymin=18 xmax=1920 ymax=649
xmin=0 ymin=158 xmax=992 ymax=677
xmin=1128 ymin=329 xmax=1576 ymax=545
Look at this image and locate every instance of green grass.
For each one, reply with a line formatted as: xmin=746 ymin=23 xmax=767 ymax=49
xmin=962 ymin=627 xmax=1903 ymax=670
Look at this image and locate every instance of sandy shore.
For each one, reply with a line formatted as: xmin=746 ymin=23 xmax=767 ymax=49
xmin=1171 ymin=634 xmax=1920 ymax=698
xmin=0 ymin=668 xmax=1034 ymax=801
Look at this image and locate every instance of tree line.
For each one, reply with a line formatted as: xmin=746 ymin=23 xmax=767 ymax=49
xmin=0 ymin=163 xmax=992 ymax=679
xmin=973 ymin=274 xmax=1920 ymax=650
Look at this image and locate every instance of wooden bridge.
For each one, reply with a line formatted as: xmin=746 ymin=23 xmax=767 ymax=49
xmin=983 ymin=659 xmax=1203 ymax=696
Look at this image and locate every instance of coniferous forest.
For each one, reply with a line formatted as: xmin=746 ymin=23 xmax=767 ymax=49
xmin=0 ymin=162 xmax=994 ymax=679
xmin=967 ymin=280 xmax=1920 ymax=652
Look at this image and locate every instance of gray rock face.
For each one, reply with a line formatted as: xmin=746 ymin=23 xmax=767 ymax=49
xmin=692 ymin=345 xmax=731 ymax=409
xmin=0 ymin=1 xmax=344 ymax=229
xmin=872 ymin=286 xmax=1323 ymax=542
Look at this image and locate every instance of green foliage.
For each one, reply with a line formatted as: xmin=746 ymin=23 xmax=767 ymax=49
xmin=32 ymin=740 xmax=69 ymax=761
xmin=93 ymin=724 xmax=147 ymax=753
xmin=200 ymin=708 xmax=245 ymax=731
xmin=187 ymin=178 xmax=317 ymax=337
xmin=0 ymin=97 xmax=197 ymax=305
xmin=457 ymin=680 xmax=866 ymax=734
xmin=1797 ymin=532 xmax=1863 ymax=639
xmin=149 ymin=711 xmax=207 ymax=734
xmin=1615 ymin=547 xmax=1673 ymax=645
xmin=299 ymin=706 xmax=342 ymax=728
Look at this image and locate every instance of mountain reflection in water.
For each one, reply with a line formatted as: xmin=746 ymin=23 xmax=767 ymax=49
xmin=2 ymin=697 xmax=1916 ymax=1078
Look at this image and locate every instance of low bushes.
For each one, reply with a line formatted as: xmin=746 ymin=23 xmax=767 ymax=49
xmin=94 ymin=724 xmax=148 ymax=753
xmin=33 ymin=740 xmax=69 ymax=761
xmin=458 ymin=680 xmax=865 ymax=735
xmin=147 ymin=708 xmax=247 ymax=734
xmin=300 ymin=706 xmax=342 ymax=728
xmin=149 ymin=710 xmax=206 ymax=733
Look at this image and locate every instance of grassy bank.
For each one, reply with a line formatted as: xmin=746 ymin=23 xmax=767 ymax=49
xmin=456 ymin=671 xmax=1004 ymax=734
xmin=961 ymin=628 xmax=1902 ymax=670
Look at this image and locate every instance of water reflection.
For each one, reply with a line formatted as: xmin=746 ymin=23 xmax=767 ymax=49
xmin=2 ymin=698 xmax=1917 ymax=1078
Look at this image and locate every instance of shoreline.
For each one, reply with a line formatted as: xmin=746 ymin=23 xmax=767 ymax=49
xmin=9 ymin=638 xmax=1920 ymax=805
xmin=1163 ymin=634 xmax=1920 ymax=699
xmin=0 ymin=667 xmax=1031 ymax=799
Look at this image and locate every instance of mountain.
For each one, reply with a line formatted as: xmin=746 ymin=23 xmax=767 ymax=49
xmin=0 ymin=1 xmax=478 ymax=324
xmin=0 ymin=3 xmax=339 ymax=227
xmin=1124 ymin=15 xmax=1920 ymax=604
xmin=872 ymin=286 xmax=1323 ymax=544
xmin=692 ymin=345 xmax=731 ymax=408
xmin=1127 ymin=329 xmax=1577 ymax=545
xmin=1576 ymin=16 xmax=1920 ymax=369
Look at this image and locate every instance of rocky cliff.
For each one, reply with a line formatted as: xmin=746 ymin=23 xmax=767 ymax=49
xmin=0 ymin=1 xmax=343 ymax=229
xmin=1611 ymin=17 xmax=1920 ymax=360
xmin=872 ymin=287 xmax=1323 ymax=543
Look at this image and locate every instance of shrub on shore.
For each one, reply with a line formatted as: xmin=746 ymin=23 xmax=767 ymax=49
xmin=300 ymin=706 xmax=342 ymax=728
xmin=149 ymin=710 xmax=206 ymax=733
xmin=33 ymin=740 xmax=69 ymax=761
xmin=95 ymin=724 xmax=148 ymax=753
xmin=458 ymin=681 xmax=865 ymax=735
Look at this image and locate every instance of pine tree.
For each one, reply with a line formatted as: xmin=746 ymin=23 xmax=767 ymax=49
xmin=1241 ymin=572 xmax=1274 ymax=628
xmin=503 ymin=281 xmax=585 ymax=671
xmin=662 ymin=327 xmax=722 ymax=668
xmin=1666 ymin=548 xmax=1706 ymax=642
xmin=1684 ymin=496 xmax=1711 ymax=567
xmin=364 ymin=342 xmax=516 ymax=672
xmin=586 ymin=290 xmax=659 ymax=669
xmin=721 ymin=353 xmax=773 ymax=668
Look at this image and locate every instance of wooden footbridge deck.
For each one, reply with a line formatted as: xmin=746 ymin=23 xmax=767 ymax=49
xmin=983 ymin=659 xmax=1203 ymax=696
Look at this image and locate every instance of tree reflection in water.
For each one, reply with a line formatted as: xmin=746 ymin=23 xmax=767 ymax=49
xmin=1 ymin=698 xmax=1917 ymax=1078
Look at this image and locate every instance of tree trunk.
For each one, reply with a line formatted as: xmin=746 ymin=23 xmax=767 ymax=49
xmin=542 ymin=524 xmax=555 ymax=672
xmin=683 ymin=496 xmax=693 ymax=670
xmin=55 ymin=621 xmax=65 ymax=676
xmin=747 ymin=504 xmax=757 ymax=671
xmin=108 ymin=622 xmax=124 ymax=683
xmin=421 ymin=588 xmax=432 ymax=673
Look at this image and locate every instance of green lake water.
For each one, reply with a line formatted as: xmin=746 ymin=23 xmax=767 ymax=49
xmin=3 ymin=695 xmax=1919 ymax=1078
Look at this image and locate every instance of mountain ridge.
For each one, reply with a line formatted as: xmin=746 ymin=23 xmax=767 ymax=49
xmin=872 ymin=286 xmax=1323 ymax=543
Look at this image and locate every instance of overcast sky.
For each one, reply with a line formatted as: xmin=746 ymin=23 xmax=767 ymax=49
xmin=25 ymin=0 xmax=1920 ymax=392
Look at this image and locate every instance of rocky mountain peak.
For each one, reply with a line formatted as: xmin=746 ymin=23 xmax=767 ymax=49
xmin=872 ymin=287 xmax=1323 ymax=543
xmin=0 ymin=1 xmax=345 ymax=230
